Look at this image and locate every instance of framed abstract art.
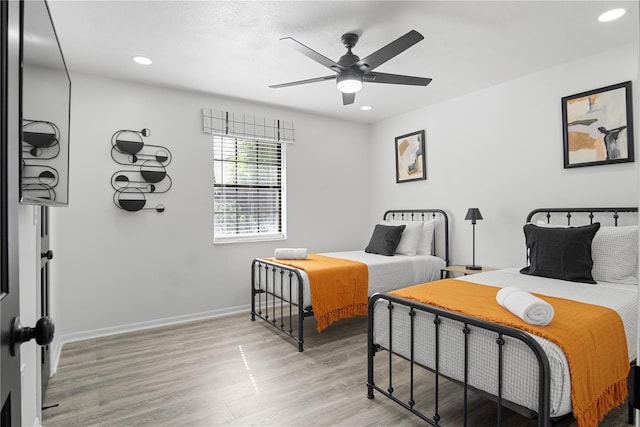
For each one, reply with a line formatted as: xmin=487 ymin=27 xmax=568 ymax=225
xmin=395 ymin=130 xmax=426 ymax=183
xmin=561 ymin=81 xmax=634 ymax=168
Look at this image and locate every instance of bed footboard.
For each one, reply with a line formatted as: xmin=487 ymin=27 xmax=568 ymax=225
xmin=251 ymin=258 xmax=310 ymax=352
xmin=367 ymin=293 xmax=552 ymax=426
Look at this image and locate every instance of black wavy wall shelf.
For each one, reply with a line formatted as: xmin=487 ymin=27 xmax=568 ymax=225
xmin=110 ymin=128 xmax=172 ymax=212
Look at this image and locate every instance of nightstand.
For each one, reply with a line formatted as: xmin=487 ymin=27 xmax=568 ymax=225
xmin=441 ymin=265 xmax=498 ymax=279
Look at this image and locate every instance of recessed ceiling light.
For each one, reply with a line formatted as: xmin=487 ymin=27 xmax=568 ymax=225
xmin=360 ymin=105 xmax=373 ymax=111
xmin=132 ymin=55 xmax=153 ymax=65
xmin=598 ymin=8 xmax=626 ymax=22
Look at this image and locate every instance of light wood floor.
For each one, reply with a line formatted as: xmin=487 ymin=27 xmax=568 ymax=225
xmin=42 ymin=313 xmax=630 ymax=426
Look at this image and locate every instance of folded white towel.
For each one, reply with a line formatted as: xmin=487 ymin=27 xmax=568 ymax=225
xmin=274 ymin=248 xmax=308 ymax=260
xmin=495 ymin=286 xmax=554 ymax=326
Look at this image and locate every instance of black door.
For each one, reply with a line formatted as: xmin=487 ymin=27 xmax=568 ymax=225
xmin=39 ymin=206 xmax=51 ymax=397
xmin=1 ymin=0 xmax=23 ymax=424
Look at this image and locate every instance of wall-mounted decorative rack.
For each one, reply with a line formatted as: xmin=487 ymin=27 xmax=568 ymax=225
xmin=110 ymin=128 xmax=172 ymax=212
xmin=21 ymin=119 xmax=62 ymax=202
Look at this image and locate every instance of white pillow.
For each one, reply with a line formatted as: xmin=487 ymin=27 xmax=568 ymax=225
xmin=534 ymin=220 xmax=569 ymax=227
xmin=382 ymin=220 xmax=423 ymax=256
xmin=417 ymin=219 xmax=436 ymax=256
xmin=591 ymin=225 xmax=638 ymax=285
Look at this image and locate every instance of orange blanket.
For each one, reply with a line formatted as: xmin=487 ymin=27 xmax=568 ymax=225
xmin=266 ymin=254 xmax=368 ymax=332
xmin=390 ymin=279 xmax=628 ymax=427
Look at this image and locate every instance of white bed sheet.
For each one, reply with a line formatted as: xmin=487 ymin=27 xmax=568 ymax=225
xmin=372 ymin=268 xmax=638 ymax=417
xmin=258 ymin=251 xmax=446 ymax=308
xmin=456 ymin=268 xmax=638 ymax=361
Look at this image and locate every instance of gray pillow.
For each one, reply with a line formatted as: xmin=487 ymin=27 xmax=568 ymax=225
xmin=520 ymin=222 xmax=600 ymax=284
xmin=365 ymin=224 xmax=406 ymax=256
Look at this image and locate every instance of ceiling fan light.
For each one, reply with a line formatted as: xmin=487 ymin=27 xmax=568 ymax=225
xmin=336 ymin=74 xmax=363 ymax=93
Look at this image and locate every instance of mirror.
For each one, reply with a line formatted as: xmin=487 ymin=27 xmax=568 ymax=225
xmin=20 ymin=0 xmax=71 ymax=206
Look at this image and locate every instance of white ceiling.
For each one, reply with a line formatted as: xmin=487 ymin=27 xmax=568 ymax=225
xmin=46 ymin=0 xmax=639 ymax=124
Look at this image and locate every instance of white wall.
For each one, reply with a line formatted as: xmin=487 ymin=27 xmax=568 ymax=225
xmin=369 ymin=44 xmax=639 ymax=269
xmin=50 ymin=74 xmax=370 ymax=350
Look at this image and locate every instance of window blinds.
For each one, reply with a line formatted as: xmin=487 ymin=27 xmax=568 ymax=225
xmin=204 ymin=109 xmax=290 ymax=242
xmin=213 ymin=137 xmax=283 ymax=241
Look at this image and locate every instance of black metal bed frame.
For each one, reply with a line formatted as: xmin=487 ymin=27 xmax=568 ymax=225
xmin=366 ymin=207 xmax=638 ymax=426
xmin=250 ymin=208 xmax=450 ymax=352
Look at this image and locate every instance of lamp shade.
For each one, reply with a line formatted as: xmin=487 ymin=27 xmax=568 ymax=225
xmin=465 ymin=208 xmax=483 ymax=222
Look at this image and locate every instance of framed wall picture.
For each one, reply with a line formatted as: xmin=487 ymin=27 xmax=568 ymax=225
xmin=395 ymin=130 xmax=426 ymax=183
xmin=561 ymin=81 xmax=634 ymax=168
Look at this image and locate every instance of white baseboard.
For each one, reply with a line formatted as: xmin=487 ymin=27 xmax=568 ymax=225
xmin=50 ymin=304 xmax=250 ymax=374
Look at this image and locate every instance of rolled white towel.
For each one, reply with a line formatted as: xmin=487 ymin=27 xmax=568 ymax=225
xmin=495 ymin=286 xmax=554 ymax=326
xmin=274 ymin=248 xmax=308 ymax=260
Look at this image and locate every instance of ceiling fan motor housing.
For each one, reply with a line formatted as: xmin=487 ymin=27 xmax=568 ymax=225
xmin=339 ymin=53 xmax=360 ymax=68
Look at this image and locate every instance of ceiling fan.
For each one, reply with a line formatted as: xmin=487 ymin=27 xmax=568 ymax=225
xmin=269 ymin=30 xmax=432 ymax=106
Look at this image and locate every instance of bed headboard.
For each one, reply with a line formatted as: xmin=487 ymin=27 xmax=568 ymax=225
xmin=526 ymin=207 xmax=638 ymax=227
xmin=382 ymin=209 xmax=450 ymax=265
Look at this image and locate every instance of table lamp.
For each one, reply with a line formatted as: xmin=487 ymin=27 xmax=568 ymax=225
xmin=465 ymin=208 xmax=483 ymax=270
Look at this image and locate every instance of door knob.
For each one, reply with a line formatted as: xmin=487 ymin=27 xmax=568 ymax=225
xmin=41 ymin=250 xmax=53 ymax=260
xmin=10 ymin=316 xmax=55 ymax=356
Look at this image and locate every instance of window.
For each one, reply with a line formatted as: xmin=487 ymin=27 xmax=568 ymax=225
xmin=213 ymin=136 xmax=285 ymax=243
xmin=203 ymin=108 xmax=293 ymax=243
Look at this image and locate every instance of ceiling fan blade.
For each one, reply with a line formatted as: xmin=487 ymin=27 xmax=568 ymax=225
xmin=270 ymin=75 xmax=337 ymax=89
xmin=355 ymin=30 xmax=424 ymax=71
xmin=364 ymin=72 xmax=432 ymax=86
xmin=281 ymin=37 xmax=346 ymax=72
xmin=342 ymin=92 xmax=355 ymax=105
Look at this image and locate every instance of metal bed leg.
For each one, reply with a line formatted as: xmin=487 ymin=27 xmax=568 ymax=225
xmin=250 ymin=260 xmax=259 ymax=321
xmin=367 ymin=313 xmax=376 ymax=399
xmin=297 ymin=277 xmax=304 ymax=352
xmin=297 ymin=314 xmax=304 ymax=352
